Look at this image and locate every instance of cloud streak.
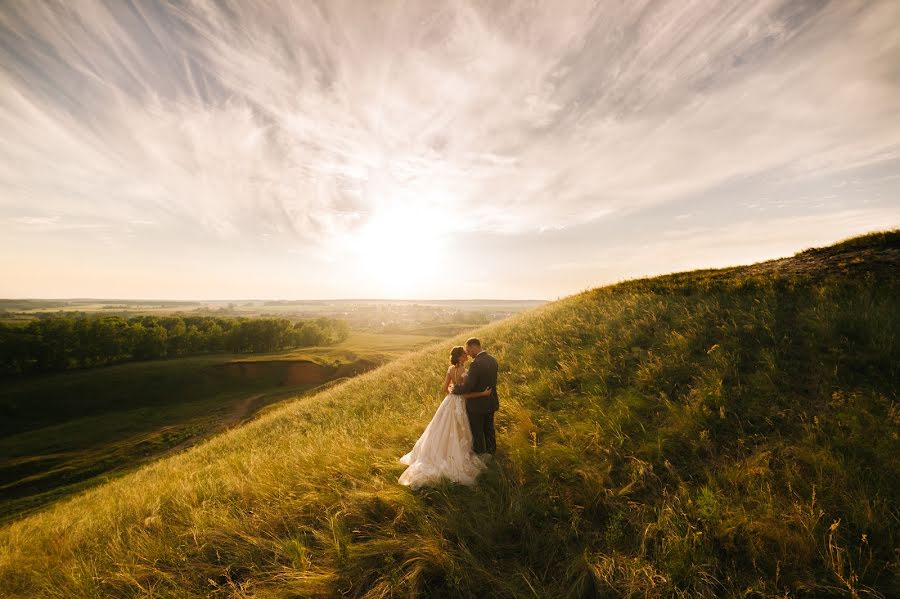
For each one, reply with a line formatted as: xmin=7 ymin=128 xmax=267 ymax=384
xmin=0 ymin=0 xmax=897 ymax=298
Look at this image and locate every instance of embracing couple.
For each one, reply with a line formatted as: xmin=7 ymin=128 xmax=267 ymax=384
xmin=398 ymin=337 xmax=499 ymax=489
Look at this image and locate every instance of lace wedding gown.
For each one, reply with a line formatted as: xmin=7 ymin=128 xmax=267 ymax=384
xmin=398 ymin=366 xmax=487 ymax=489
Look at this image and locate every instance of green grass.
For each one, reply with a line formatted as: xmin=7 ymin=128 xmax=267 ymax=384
xmin=0 ymin=333 xmax=440 ymax=524
xmin=0 ymin=333 xmax=439 ymax=434
xmin=0 ymin=383 xmax=317 ymax=523
xmin=0 ymin=231 xmax=897 ymax=598
xmin=1 ymin=354 xmax=280 ymax=434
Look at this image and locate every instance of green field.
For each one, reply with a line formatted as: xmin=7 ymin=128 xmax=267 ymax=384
xmin=0 ymin=332 xmax=441 ymax=523
xmin=0 ymin=231 xmax=897 ymax=597
xmin=238 ymin=331 xmax=444 ymax=364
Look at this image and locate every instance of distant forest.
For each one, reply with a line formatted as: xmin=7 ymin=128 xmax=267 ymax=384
xmin=0 ymin=315 xmax=350 ymax=376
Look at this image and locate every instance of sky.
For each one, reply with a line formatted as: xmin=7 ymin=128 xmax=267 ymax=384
xmin=0 ymin=0 xmax=898 ymax=300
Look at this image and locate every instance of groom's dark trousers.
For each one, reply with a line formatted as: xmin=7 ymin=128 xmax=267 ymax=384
xmin=468 ymin=411 xmax=496 ymax=454
xmin=454 ymin=351 xmax=500 ymax=455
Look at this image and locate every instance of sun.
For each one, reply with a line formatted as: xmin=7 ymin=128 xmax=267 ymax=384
xmin=339 ymin=205 xmax=450 ymax=297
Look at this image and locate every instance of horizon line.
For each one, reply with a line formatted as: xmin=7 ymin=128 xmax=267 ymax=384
xmin=0 ymin=297 xmax=552 ymax=303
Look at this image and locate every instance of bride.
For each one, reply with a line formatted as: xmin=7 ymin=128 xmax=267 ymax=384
xmin=399 ymin=346 xmax=492 ymax=489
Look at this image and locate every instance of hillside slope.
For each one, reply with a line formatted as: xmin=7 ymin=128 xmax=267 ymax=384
xmin=0 ymin=231 xmax=897 ymax=598
xmin=0 ymin=331 xmax=438 ymax=524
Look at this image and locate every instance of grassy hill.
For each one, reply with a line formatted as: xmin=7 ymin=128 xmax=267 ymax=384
xmin=0 ymin=231 xmax=897 ymax=598
xmin=0 ymin=332 xmax=440 ymax=523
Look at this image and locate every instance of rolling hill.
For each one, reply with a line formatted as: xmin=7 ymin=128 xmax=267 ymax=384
xmin=0 ymin=332 xmax=441 ymax=523
xmin=0 ymin=231 xmax=897 ymax=598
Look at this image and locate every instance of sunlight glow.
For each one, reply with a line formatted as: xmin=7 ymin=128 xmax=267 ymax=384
xmin=337 ymin=203 xmax=451 ymax=297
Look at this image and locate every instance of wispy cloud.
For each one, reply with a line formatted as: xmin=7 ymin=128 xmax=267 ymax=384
xmin=1 ymin=0 xmax=898 ymax=241
xmin=0 ymin=0 xmax=897 ymax=298
xmin=7 ymin=215 xmax=108 ymax=232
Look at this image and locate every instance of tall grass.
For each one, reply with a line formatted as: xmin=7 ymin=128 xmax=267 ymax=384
xmin=0 ymin=231 xmax=897 ymax=597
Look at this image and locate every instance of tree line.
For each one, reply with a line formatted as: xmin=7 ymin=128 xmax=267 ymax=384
xmin=0 ymin=315 xmax=350 ymax=376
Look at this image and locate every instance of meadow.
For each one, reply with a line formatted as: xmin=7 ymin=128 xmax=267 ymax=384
xmin=0 ymin=332 xmax=439 ymax=523
xmin=0 ymin=231 xmax=896 ymax=598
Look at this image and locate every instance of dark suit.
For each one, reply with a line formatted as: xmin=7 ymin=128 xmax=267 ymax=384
xmin=452 ymin=350 xmax=499 ymax=454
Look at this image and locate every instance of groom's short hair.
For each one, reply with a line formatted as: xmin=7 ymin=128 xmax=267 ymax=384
xmin=465 ymin=337 xmax=481 ymax=348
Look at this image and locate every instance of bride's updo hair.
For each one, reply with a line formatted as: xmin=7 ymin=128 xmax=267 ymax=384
xmin=450 ymin=346 xmax=466 ymax=366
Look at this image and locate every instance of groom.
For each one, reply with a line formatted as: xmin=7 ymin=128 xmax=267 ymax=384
xmin=450 ymin=338 xmax=499 ymax=455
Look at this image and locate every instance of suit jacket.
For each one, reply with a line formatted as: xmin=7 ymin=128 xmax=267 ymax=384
xmin=453 ymin=351 xmax=499 ymax=414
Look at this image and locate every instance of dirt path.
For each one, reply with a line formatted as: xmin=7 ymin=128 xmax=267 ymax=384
xmin=227 ymin=393 xmax=267 ymax=426
xmin=147 ymin=393 xmax=269 ymax=464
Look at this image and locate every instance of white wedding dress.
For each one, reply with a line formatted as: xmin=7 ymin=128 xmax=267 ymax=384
xmin=399 ymin=366 xmax=487 ymax=489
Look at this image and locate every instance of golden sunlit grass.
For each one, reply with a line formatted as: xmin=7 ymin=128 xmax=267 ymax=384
xmin=0 ymin=231 xmax=897 ymax=597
